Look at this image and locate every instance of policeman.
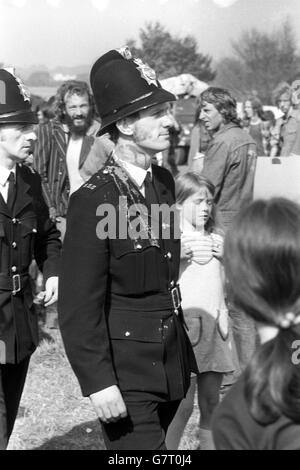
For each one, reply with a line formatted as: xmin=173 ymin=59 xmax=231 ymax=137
xmin=58 ymin=48 xmax=197 ymax=450
xmin=0 ymin=69 xmax=61 ymax=449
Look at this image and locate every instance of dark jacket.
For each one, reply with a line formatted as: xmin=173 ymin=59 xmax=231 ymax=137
xmin=58 ymin=158 xmax=196 ymax=399
xmin=212 ymin=372 xmax=300 ymax=450
xmin=0 ymin=164 xmax=61 ymax=364
xmin=33 ymin=119 xmax=113 ymax=216
xmin=201 ymin=123 xmax=257 ymax=229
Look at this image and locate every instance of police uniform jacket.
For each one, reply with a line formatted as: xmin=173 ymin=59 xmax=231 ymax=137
xmin=0 ymin=164 xmax=61 ymax=364
xmin=59 ymin=157 xmax=197 ymax=400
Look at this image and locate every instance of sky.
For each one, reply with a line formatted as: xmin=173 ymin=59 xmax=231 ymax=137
xmin=1 ymin=0 xmax=300 ymax=70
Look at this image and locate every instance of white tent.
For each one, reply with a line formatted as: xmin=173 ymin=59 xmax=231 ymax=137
xmin=160 ymin=73 xmax=208 ymax=97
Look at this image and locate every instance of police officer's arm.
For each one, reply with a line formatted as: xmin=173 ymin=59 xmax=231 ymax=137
xmin=33 ymin=123 xmax=56 ymax=218
xmin=58 ymin=186 xmax=127 ymax=422
xmin=31 ymin=171 xmax=61 ymax=305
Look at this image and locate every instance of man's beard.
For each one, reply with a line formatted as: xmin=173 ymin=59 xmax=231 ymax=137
xmin=64 ymin=111 xmax=93 ymax=136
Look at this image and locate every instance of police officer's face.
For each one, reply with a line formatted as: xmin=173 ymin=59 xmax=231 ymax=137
xmin=132 ymin=103 xmax=173 ymax=154
xmin=200 ymin=101 xmax=224 ymax=133
xmin=64 ymin=92 xmax=91 ymax=133
xmin=0 ymin=124 xmax=37 ymax=161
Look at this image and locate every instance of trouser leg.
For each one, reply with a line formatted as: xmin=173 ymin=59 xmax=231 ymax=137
xmin=100 ymin=399 xmax=180 ymax=450
xmin=0 ymin=357 xmax=30 ymax=449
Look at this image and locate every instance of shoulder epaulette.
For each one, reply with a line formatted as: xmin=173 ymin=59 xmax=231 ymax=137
xmin=80 ymin=166 xmax=114 ymax=193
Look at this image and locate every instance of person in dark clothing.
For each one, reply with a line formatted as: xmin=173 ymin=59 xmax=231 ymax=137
xmin=212 ymin=198 xmax=300 ymax=450
xmin=0 ymin=68 xmax=61 ymax=449
xmin=58 ymin=47 xmax=197 ymax=450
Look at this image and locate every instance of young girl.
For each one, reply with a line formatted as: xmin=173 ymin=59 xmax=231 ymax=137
xmin=212 ymin=198 xmax=300 ymax=450
xmin=166 ymin=173 xmax=237 ymax=450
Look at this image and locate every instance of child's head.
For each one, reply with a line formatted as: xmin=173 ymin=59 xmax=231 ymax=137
xmin=225 ymin=198 xmax=300 ymax=327
xmin=224 ymin=198 xmax=300 ymax=423
xmin=175 ymin=172 xmax=216 ymax=232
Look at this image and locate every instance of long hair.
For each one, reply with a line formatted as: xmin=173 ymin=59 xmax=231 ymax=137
xmin=244 ymin=96 xmax=265 ymax=121
xmin=175 ymin=172 xmax=221 ymax=234
xmin=224 ymin=198 xmax=300 ymax=424
xmin=273 ymin=82 xmax=292 ymax=107
xmin=54 ymin=80 xmax=95 ymax=122
xmin=199 ymin=87 xmax=241 ymax=127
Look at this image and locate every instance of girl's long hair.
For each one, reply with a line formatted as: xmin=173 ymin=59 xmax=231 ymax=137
xmin=224 ymin=198 xmax=300 ymax=424
xmin=175 ymin=172 xmax=222 ymax=234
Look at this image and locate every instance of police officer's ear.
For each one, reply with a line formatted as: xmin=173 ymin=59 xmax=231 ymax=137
xmin=116 ymin=117 xmax=135 ymax=137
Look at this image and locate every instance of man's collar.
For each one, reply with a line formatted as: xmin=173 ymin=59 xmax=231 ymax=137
xmin=0 ymin=164 xmax=16 ymax=187
xmin=114 ymin=155 xmax=152 ymax=189
xmin=212 ymin=122 xmax=237 ymax=138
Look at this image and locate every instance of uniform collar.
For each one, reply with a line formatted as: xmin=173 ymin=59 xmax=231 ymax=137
xmin=115 ymin=156 xmax=152 ymax=190
xmin=0 ymin=164 xmax=16 ymax=187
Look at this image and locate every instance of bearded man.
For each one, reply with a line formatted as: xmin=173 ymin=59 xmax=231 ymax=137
xmin=34 ymin=80 xmax=113 ymax=239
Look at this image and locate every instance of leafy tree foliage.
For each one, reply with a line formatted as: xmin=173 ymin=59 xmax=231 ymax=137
xmin=215 ymin=20 xmax=300 ymax=103
xmin=127 ymin=22 xmax=215 ymax=82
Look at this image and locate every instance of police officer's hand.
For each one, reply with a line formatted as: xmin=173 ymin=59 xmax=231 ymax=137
xmin=89 ymin=385 xmax=128 ymax=423
xmin=44 ymin=276 xmax=58 ymax=306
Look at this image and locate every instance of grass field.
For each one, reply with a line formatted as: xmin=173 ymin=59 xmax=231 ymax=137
xmin=7 ymin=324 xmax=199 ymax=451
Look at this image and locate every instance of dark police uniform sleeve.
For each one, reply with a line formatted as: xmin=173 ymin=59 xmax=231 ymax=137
xmin=19 ymin=165 xmax=61 ymax=280
xmin=58 ymin=182 xmax=118 ymax=397
xmin=31 ymin=170 xmax=62 ymax=280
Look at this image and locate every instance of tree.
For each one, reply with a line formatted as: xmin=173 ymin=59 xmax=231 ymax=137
xmin=216 ymin=19 xmax=300 ymax=103
xmin=127 ymin=22 xmax=215 ymax=82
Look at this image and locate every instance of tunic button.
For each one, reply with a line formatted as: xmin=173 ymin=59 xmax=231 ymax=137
xmin=135 ymin=244 xmax=142 ymax=250
xmin=12 ymin=218 xmax=17 ymax=224
xmin=11 ymin=266 xmax=17 ymax=273
xmin=12 ymin=242 xmax=17 ymax=249
xmin=170 ymin=280 xmax=175 ymax=288
xmin=165 ymin=252 xmax=172 ymax=260
xmin=125 ymin=331 xmax=131 ymax=337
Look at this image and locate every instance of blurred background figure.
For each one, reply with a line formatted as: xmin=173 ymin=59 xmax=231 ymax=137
xmin=188 ymin=103 xmax=211 ymax=172
xmin=162 ymin=107 xmax=181 ymax=176
xmin=260 ymin=109 xmax=276 ymax=156
xmin=35 ymin=101 xmax=55 ymax=125
xmin=273 ymin=82 xmax=300 ymax=156
xmin=243 ymin=96 xmax=265 ymax=155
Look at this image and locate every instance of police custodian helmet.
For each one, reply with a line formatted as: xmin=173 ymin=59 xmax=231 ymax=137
xmin=0 ymin=68 xmax=38 ymax=125
xmin=90 ymin=46 xmax=176 ymax=135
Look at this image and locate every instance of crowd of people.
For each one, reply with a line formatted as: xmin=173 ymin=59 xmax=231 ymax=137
xmin=188 ymin=81 xmax=300 ymax=169
xmin=0 ymin=45 xmax=300 ymax=451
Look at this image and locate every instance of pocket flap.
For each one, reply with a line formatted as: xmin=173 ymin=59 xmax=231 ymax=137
xmin=108 ymin=313 xmax=162 ymax=343
xmin=20 ymin=217 xmax=37 ymax=237
xmin=111 ymin=239 xmax=158 ymax=259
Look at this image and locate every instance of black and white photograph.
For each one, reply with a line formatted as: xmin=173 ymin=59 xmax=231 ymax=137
xmin=1 ymin=0 xmax=300 ymax=452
